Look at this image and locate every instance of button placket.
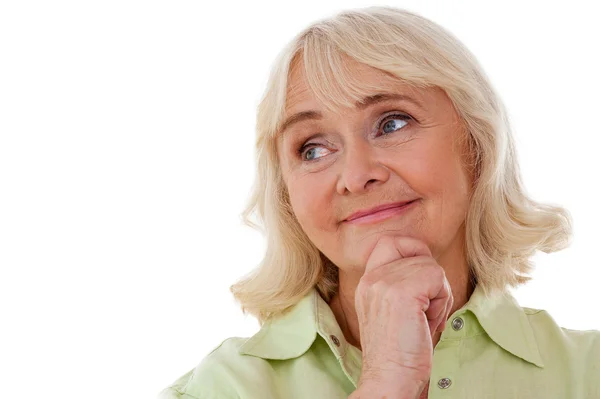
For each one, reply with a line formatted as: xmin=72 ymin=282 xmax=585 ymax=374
xmin=428 ymin=313 xmax=465 ymax=395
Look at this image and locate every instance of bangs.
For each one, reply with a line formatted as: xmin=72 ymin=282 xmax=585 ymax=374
xmin=269 ymin=36 xmax=408 ymax=141
xmin=299 ymin=35 xmax=395 ymax=114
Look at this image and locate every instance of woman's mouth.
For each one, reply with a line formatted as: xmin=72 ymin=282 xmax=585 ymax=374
xmin=344 ymin=200 xmax=418 ymax=225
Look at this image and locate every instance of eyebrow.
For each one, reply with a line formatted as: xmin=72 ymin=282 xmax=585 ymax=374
xmin=278 ymin=93 xmax=424 ymax=138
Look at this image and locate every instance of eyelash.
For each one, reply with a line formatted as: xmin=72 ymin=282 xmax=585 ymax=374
xmin=297 ymin=112 xmax=413 ymax=162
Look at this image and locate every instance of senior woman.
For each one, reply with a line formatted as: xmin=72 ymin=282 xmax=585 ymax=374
xmin=159 ymin=6 xmax=599 ymax=399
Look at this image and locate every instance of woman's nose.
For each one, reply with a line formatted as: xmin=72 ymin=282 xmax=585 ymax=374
xmin=336 ymin=139 xmax=390 ymax=195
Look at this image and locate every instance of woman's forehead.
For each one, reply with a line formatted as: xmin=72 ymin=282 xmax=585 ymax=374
xmin=284 ymin=58 xmax=422 ymax=116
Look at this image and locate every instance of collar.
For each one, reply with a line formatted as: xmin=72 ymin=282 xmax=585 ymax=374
xmin=459 ymin=284 xmax=545 ymax=368
xmin=238 ymin=288 xmax=363 ymax=385
xmin=238 ymin=288 xmax=354 ymax=359
xmin=238 ymin=283 xmax=544 ymax=376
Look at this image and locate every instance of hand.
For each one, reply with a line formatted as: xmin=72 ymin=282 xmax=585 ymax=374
xmin=353 ymin=235 xmax=454 ymax=394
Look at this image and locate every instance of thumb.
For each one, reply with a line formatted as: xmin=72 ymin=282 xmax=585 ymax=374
xmin=365 ymin=235 xmax=433 ymax=273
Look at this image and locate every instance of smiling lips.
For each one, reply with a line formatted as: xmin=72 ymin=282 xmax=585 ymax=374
xmin=344 ymin=200 xmax=417 ymax=225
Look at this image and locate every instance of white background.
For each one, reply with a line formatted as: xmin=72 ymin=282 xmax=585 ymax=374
xmin=1 ymin=1 xmax=599 ymax=398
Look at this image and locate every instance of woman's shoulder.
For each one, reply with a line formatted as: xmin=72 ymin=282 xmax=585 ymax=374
xmin=158 ymin=336 xmax=262 ymax=399
xmin=157 ymin=289 xmax=343 ymax=399
xmin=523 ymin=305 xmax=600 ymax=341
xmin=521 ymin=305 xmax=600 ymax=365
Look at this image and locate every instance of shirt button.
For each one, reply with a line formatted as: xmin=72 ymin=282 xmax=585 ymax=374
xmin=437 ymin=377 xmax=452 ymax=389
xmin=330 ymin=335 xmax=341 ymax=347
xmin=451 ymin=316 xmax=464 ymax=331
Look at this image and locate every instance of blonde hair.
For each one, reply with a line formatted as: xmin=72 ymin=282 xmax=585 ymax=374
xmin=230 ymin=6 xmax=573 ymax=325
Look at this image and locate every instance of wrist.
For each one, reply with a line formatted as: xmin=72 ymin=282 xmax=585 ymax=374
xmin=349 ymin=378 xmax=425 ymax=399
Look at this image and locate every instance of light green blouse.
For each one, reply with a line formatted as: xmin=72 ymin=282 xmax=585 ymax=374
xmin=159 ymin=284 xmax=600 ymax=398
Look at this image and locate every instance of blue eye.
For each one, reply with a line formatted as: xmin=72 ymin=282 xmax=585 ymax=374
xmin=297 ymin=138 xmax=332 ymax=162
xmin=302 ymin=146 xmax=329 ymax=162
xmin=297 ymin=113 xmax=412 ymax=162
xmin=380 ymin=113 xmax=410 ymax=135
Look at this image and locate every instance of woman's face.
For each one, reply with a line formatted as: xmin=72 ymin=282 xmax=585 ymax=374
xmin=276 ymin=56 xmax=474 ymax=273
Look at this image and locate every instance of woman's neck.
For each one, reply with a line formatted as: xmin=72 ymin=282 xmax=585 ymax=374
xmin=328 ymin=238 xmax=475 ymax=351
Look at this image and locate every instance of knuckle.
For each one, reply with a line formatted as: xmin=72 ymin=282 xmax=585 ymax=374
xmin=355 ymin=280 xmax=370 ymax=297
xmin=428 ymin=263 xmax=446 ymax=280
xmin=371 ymin=277 xmax=393 ymax=293
xmin=357 ymin=276 xmax=384 ymax=295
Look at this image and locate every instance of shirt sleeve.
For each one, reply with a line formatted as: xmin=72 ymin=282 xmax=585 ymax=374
xmin=157 ymin=386 xmax=199 ymax=399
xmin=584 ymin=329 xmax=600 ymax=398
xmin=157 ymin=339 xmax=245 ymax=399
xmin=157 ymin=386 xmax=240 ymax=399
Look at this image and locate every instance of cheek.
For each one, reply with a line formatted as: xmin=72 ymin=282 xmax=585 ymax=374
xmin=388 ymin=146 xmax=449 ymax=198
xmin=287 ymin=173 xmax=334 ymax=231
xmin=398 ymin=138 xmax=469 ymax=200
xmin=413 ymin=142 xmax=471 ymax=230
